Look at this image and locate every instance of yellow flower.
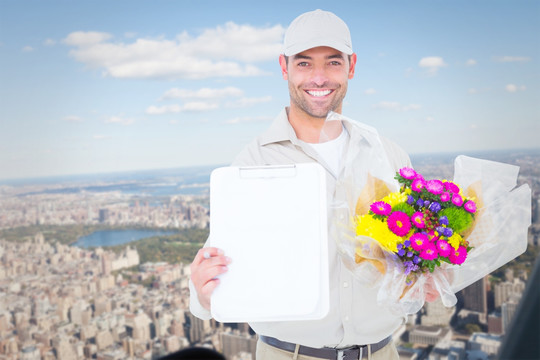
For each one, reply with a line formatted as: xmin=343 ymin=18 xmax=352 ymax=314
xmin=448 ymin=233 xmax=463 ymax=250
xmin=355 ymin=215 xmax=402 ymax=252
xmin=381 ymin=192 xmax=408 ymax=208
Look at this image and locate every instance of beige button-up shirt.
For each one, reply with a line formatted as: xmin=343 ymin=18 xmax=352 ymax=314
xmin=190 ymin=108 xmax=411 ymax=348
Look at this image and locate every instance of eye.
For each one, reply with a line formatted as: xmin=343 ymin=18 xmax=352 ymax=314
xmin=329 ymin=60 xmax=342 ymax=66
xmin=297 ymin=61 xmax=310 ymax=67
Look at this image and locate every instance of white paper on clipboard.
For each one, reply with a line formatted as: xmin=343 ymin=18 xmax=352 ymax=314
xmin=209 ymin=163 xmax=329 ymax=323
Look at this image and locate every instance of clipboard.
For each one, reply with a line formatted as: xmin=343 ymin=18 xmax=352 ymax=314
xmin=209 ymin=163 xmax=329 ymax=322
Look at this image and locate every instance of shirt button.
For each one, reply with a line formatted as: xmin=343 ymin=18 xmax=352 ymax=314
xmin=343 ymin=282 xmax=349 ymax=288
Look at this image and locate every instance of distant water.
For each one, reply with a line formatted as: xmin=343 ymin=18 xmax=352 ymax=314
xmin=8 ymin=164 xmax=223 ymax=197
xmin=73 ymin=229 xmax=178 ymax=248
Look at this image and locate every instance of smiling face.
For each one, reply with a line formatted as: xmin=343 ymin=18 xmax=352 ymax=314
xmin=279 ymin=46 xmax=356 ymax=122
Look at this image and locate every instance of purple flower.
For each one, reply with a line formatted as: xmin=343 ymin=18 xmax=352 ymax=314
xmin=439 ymin=216 xmax=449 ymax=225
xmin=429 ymin=202 xmax=442 ymax=213
xmin=426 ymin=179 xmax=444 ymax=195
xmin=399 ymin=167 xmax=417 ymax=180
xmin=398 ymin=249 xmax=406 ymax=256
xmin=444 ymin=227 xmax=453 ymax=237
xmin=413 ymin=256 xmax=421 ymax=264
xmin=407 ymin=251 xmax=413 ymax=258
xmin=407 ymin=195 xmax=415 ymax=205
xmin=416 ymin=198 xmax=424 ymax=207
xmin=404 ymin=240 xmax=411 ymax=247
xmin=404 ymin=261 xmax=414 ymax=275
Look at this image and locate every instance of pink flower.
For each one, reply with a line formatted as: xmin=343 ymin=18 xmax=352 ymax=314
xmin=410 ymin=233 xmax=429 ymax=251
xmin=464 ymin=200 xmax=477 ymax=213
xmin=444 ymin=181 xmax=460 ymax=193
xmin=420 ymin=243 xmax=438 ymax=260
xmin=370 ymin=201 xmax=392 ymax=216
xmin=411 ymin=212 xmax=426 ymax=229
xmin=399 ymin=167 xmax=417 ymax=180
xmin=428 ymin=230 xmax=440 ymax=242
xmin=411 ymin=178 xmax=426 ymax=193
xmin=439 ymin=192 xmax=451 ymax=202
xmin=452 ymin=193 xmax=464 ymax=206
xmin=449 ymin=246 xmax=468 ymax=265
xmin=436 ymin=240 xmax=452 ymax=257
xmin=387 ymin=211 xmax=411 ymax=237
xmin=426 ymin=179 xmax=444 ymax=195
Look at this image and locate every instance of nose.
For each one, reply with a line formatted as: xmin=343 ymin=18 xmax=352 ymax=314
xmin=310 ymin=65 xmax=329 ymax=87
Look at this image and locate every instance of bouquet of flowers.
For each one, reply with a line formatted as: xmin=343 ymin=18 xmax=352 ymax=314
xmin=355 ymin=167 xmax=476 ymax=288
xmin=325 ymin=112 xmax=531 ymax=316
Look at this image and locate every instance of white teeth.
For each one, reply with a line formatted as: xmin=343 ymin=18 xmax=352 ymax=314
xmin=307 ymin=90 xmax=332 ymax=97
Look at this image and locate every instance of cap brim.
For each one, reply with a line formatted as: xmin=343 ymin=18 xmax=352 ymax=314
xmin=284 ymin=38 xmax=353 ymax=56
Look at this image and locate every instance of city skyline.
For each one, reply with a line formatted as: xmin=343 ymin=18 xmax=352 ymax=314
xmin=1 ymin=0 xmax=539 ymax=180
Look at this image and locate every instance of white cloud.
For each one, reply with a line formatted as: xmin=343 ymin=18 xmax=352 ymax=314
xmin=466 ymin=59 xmax=477 ymax=66
xmin=372 ymin=101 xmax=422 ymax=112
xmin=364 ymin=88 xmax=377 ymax=95
xmin=105 ymin=116 xmax=134 ymax=125
xmin=22 ymin=46 xmax=34 ymax=52
xmin=468 ymin=88 xmax=478 ymax=94
xmin=63 ymin=22 xmax=284 ymax=80
xmin=161 ymin=86 xmax=244 ymax=100
xmin=494 ymin=56 xmax=532 ymax=63
xmin=418 ymin=56 xmax=447 ymax=73
xmin=505 ymin=84 xmax=526 ymax=93
xmin=226 ymin=96 xmax=272 ymax=108
xmin=64 ymin=115 xmax=83 ymax=122
xmin=63 ymin=31 xmax=113 ymax=46
xmin=44 ymin=38 xmax=56 ymax=46
xmin=146 ymin=102 xmax=218 ymax=115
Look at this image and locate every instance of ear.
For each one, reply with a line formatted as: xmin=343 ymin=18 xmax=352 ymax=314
xmin=348 ymin=53 xmax=357 ymax=80
xmin=279 ymin=54 xmax=288 ymax=80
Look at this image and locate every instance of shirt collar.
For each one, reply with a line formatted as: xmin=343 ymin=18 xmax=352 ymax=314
xmin=259 ymin=107 xmax=380 ymax=148
xmin=259 ymin=108 xmax=298 ymax=146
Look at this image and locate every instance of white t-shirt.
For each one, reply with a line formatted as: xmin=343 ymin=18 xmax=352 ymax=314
xmin=308 ymin=125 xmax=348 ymax=177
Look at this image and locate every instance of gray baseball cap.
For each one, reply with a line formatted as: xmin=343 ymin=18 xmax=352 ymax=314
xmin=283 ymin=9 xmax=353 ymax=56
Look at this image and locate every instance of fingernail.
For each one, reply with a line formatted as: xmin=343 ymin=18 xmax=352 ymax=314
xmin=217 ymin=249 xmax=224 ymax=255
xmin=203 ymin=251 xmax=211 ymax=259
xmin=225 ymin=256 xmax=232 ymax=264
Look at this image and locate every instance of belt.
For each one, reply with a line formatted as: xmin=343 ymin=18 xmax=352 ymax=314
xmin=259 ymin=335 xmax=391 ymax=360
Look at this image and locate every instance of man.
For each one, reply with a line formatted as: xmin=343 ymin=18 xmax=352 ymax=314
xmin=190 ymin=9 xmax=418 ymax=360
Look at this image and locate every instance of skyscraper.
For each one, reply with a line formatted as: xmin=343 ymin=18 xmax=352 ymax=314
xmin=460 ymin=277 xmax=488 ymax=314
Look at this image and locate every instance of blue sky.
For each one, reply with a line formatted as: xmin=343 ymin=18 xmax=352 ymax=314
xmin=1 ymin=0 xmax=539 ymax=180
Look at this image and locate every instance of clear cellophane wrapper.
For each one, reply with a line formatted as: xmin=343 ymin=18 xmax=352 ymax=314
xmin=329 ymin=113 xmax=531 ymax=316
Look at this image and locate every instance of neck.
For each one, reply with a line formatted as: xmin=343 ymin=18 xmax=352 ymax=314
xmin=287 ymin=106 xmax=343 ymax=144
